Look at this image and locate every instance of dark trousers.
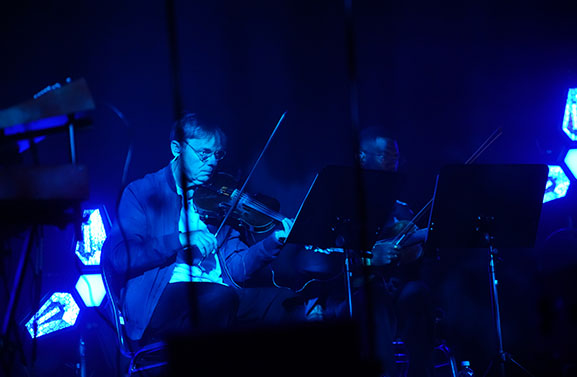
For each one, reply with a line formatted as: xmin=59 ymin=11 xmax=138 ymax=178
xmin=144 ymin=282 xmax=239 ymax=343
xmin=235 ymin=287 xmax=306 ymax=328
xmin=332 ymin=280 xmax=434 ymax=377
xmin=395 ymin=280 xmax=435 ymax=377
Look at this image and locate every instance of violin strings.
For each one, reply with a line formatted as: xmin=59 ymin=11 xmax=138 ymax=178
xmin=228 ymin=188 xmax=284 ymax=223
xmin=241 ymin=194 xmax=285 ymax=222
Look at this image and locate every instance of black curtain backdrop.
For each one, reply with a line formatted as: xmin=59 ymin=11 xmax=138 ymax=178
xmin=2 ymin=1 xmax=577 ymax=376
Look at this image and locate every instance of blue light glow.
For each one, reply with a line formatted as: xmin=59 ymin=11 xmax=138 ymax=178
xmin=543 ymin=165 xmax=570 ymax=203
xmin=2 ymin=115 xmax=69 ymax=136
xmin=564 ymin=149 xmax=577 ymax=180
xmin=3 ymin=115 xmax=70 ymax=153
xmin=25 ymin=292 xmax=80 ymax=338
xmin=75 ymin=209 xmax=107 ymax=266
xmin=562 ymin=88 xmax=577 ymax=141
xmin=75 ymin=274 xmax=106 ymax=307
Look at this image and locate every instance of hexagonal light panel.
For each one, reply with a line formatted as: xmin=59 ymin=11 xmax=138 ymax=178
xmin=75 ymin=274 xmax=106 ymax=307
xmin=25 ymin=292 xmax=80 ymax=338
xmin=543 ymin=165 xmax=570 ymax=203
xmin=75 ymin=208 xmax=107 ymax=266
xmin=562 ymin=88 xmax=577 ymax=141
xmin=564 ymin=148 xmax=577 ymax=180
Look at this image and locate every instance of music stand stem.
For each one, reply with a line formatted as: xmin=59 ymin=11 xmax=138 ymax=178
xmin=488 ymin=241 xmax=506 ymax=377
xmin=68 ymin=119 xmax=77 ymax=164
xmin=479 ymin=220 xmax=535 ymax=377
xmin=344 ymin=248 xmax=354 ymax=318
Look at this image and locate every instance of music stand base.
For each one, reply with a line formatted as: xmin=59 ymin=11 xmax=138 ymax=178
xmin=482 ymin=352 xmax=536 ymax=377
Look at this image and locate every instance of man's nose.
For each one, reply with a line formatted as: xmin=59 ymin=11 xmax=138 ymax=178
xmin=206 ymin=154 xmax=218 ymax=166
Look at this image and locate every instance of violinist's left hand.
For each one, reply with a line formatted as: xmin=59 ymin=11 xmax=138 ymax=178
xmin=370 ymin=239 xmax=424 ymax=266
xmin=274 ymin=218 xmax=294 ymax=244
xmin=370 ymin=240 xmax=401 ymax=266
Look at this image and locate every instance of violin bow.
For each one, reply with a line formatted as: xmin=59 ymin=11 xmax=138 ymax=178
xmin=393 ymin=127 xmax=503 ymax=246
xmin=214 ymin=111 xmax=288 ymax=238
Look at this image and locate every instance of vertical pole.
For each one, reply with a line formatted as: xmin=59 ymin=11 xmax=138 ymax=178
xmin=489 ymin=246 xmax=506 ymax=377
xmin=1 ymin=228 xmax=35 ymax=337
xmin=343 ymin=0 xmax=378 ymax=366
xmin=344 ymin=248 xmax=354 ymax=318
xmin=165 ymin=0 xmax=183 ymax=120
xmin=78 ymin=335 xmax=87 ymax=377
xmin=68 ymin=119 xmax=77 ymax=165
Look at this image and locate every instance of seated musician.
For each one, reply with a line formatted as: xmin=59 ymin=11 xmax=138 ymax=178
xmin=296 ymin=126 xmax=434 ymax=377
xmin=101 ymin=113 xmax=295 ymax=350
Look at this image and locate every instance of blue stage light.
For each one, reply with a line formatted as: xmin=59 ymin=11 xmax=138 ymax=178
xmin=562 ymin=88 xmax=577 ymax=141
xmin=75 ymin=208 xmax=107 ymax=266
xmin=543 ymin=165 xmax=570 ymax=203
xmin=564 ymin=148 xmax=577 ymax=180
xmin=25 ymin=292 xmax=80 ymax=338
xmin=2 ymin=115 xmax=68 ymax=153
xmin=75 ymin=274 xmax=106 ymax=307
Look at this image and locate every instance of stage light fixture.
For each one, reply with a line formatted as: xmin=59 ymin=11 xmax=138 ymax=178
xmin=75 ymin=274 xmax=106 ymax=307
xmin=543 ymin=165 xmax=570 ymax=203
xmin=75 ymin=208 xmax=107 ymax=266
xmin=564 ymin=148 xmax=577 ymax=180
xmin=24 ymin=292 xmax=80 ymax=338
xmin=562 ymin=88 xmax=577 ymax=141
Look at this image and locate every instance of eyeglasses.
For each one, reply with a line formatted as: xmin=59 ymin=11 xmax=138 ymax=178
xmin=184 ymin=141 xmax=226 ymax=162
xmin=359 ymin=150 xmax=399 ymax=163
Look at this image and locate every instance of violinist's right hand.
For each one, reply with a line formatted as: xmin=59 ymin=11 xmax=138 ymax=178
xmin=178 ymin=202 xmax=217 ymax=257
xmin=274 ymin=218 xmax=294 ymax=244
xmin=179 ymin=230 xmax=217 ymax=257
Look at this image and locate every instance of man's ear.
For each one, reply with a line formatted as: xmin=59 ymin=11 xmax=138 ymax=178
xmin=170 ymin=140 xmax=181 ymax=159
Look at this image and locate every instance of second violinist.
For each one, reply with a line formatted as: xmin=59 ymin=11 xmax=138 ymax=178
xmin=296 ymin=126 xmax=435 ymax=377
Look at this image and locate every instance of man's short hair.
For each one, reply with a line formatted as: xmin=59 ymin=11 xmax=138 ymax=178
xmin=359 ymin=126 xmax=396 ymax=145
xmin=170 ymin=113 xmax=227 ymax=148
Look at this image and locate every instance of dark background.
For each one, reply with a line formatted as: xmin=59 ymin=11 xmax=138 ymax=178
xmin=1 ymin=0 xmax=577 ymax=376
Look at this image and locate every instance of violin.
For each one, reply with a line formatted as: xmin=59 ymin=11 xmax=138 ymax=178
xmin=364 ymin=219 xmax=428 ymax=267
xmin=382 ymin=220 xmax=427 ymax=248
xmin=193 ymin=172 xmax=287 ymax=234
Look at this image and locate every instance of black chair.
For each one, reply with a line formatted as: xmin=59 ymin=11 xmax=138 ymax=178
xmin=102 ymin=265 xmax=168 ymax=376
xmin=392 ymin=306 xmax=458 ymax=377
xmin=392 ymin=338 xmax=458 ymax=377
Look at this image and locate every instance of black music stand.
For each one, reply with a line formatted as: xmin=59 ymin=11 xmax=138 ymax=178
xmin=426 ymin=164 xmax=549 ymax=377
xmin=286 ymin=165 xmax=403 ymax=317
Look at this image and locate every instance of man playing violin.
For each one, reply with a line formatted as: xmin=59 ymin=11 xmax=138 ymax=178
xmin=298 ymin=126 xmax=434 ymax=377
xmin=359 ymin=127 xmax=434 ymax=377
xmin=102 ymin=113 xmax=294 ymax=349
